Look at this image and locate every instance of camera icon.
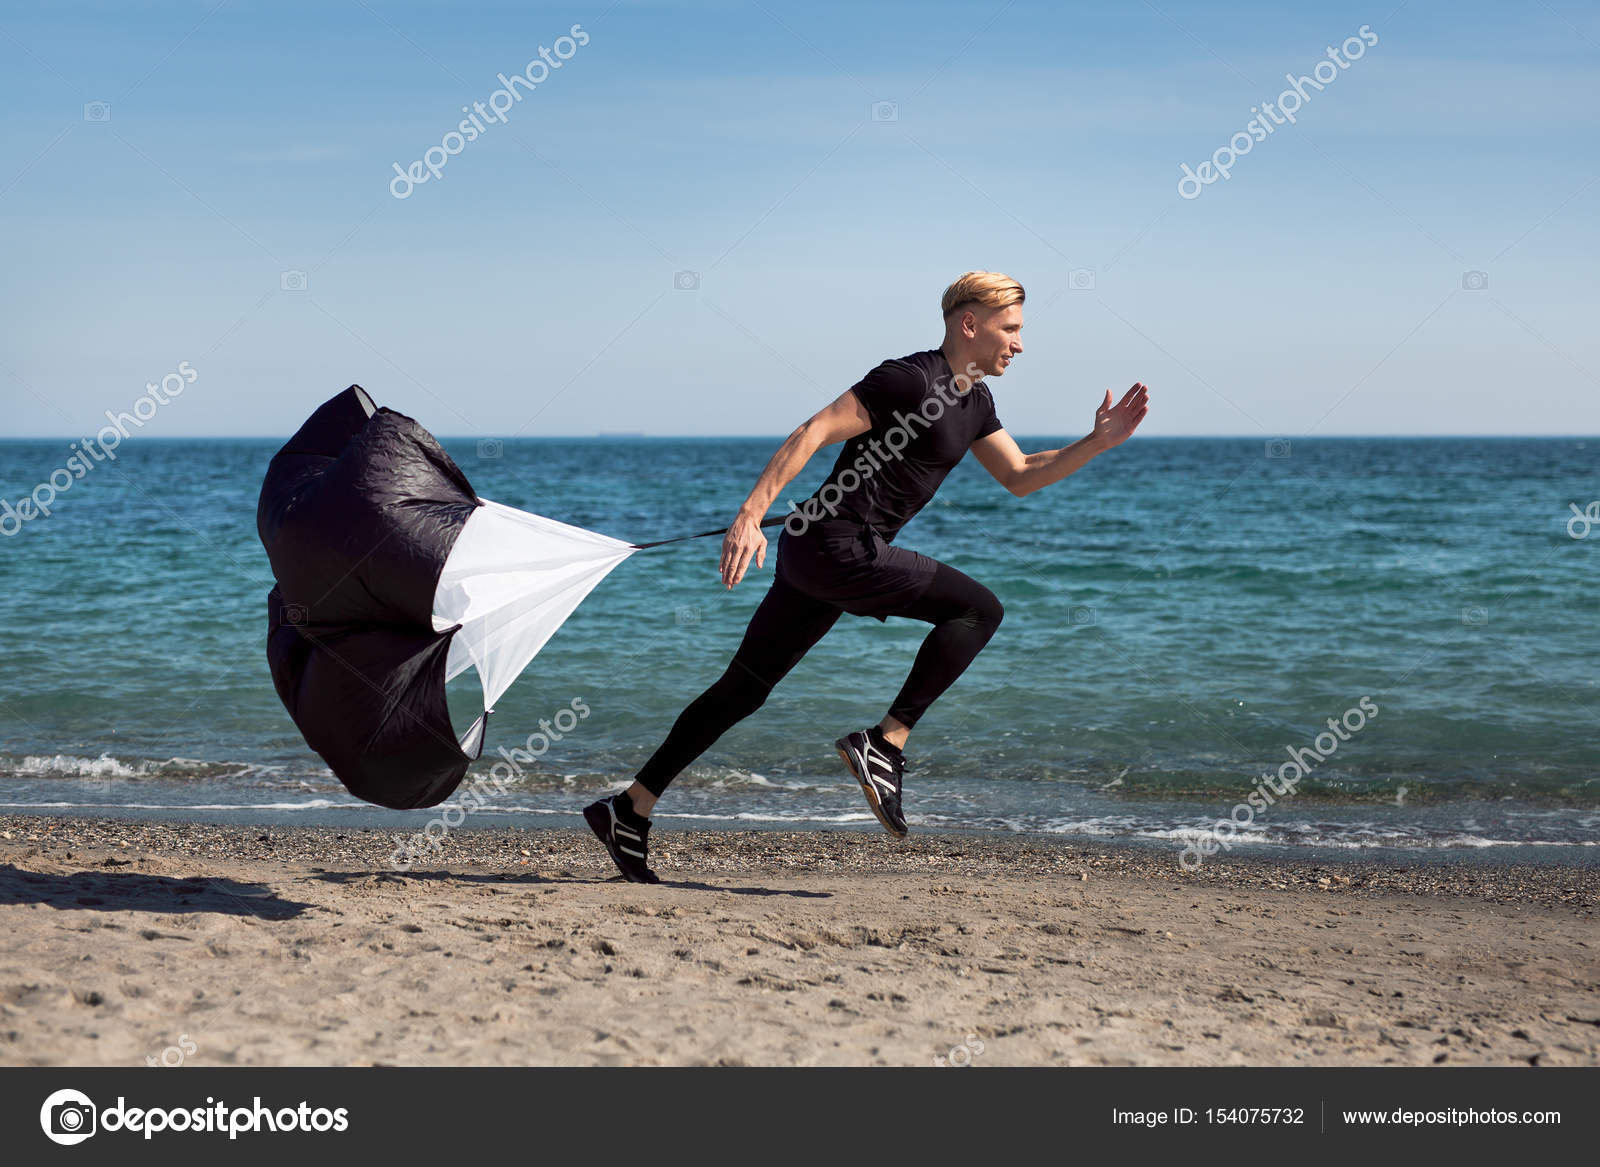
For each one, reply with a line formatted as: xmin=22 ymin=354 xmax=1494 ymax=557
xmin=283 ymin=602 xmax=308 ymax=627
xmin=1264 ymin=438 xmax=1292 ymax=459
xmin=477 ymin=438 xmax=504 ymax=460
xmin=280 ymin=270 xmax=308 ymax=292
xmin=674 ymin=270 xmax=700 ymax=291
xmin=1461 ymin=604 xmax=1488 ymax=626
xmin=83 ymin=101 xmax=111 ymax=122
xmin=1069 ymin=268 xmax=1096 ymax=291
xmin=40 ymin=1089 xmax=97 ymax=1145
xmin=52 ymin=1101 xmax=94 ymax=1136
xmin=675 ymin=605 xmax=700 ymax=626
xmin=1069 ymin=604 xmax=1096 ymax=627
xmin=871 ymin=101 xmax=898 ymax=122
xmin=1461 ymin=270 xmax=1488 ymax=291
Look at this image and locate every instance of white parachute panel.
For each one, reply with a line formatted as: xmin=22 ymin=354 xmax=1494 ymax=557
xmin=431 ymin=498 xmax=637 ymax=716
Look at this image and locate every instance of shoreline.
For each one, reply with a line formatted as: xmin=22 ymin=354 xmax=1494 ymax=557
xmin=3 ymin=814 xmax=1598 ymax=901
xmin=2 ymin=803 xmax=1595 ymax=869
xmin=2 ymin=815 xmax=1595 ymax=1066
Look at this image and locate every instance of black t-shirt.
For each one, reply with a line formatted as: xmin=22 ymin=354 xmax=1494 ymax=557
xmin=796 ymin=348 xmax=1004 ymax=541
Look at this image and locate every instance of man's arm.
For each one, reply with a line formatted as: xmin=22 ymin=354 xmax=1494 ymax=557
xmin=971 ymin=382 xmax=1150 ymax=497
xmin=719 ymin=390 xmax=871 ymax=588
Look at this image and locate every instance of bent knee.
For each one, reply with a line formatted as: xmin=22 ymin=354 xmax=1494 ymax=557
xmin=980 ymin=590 xmax=1004 ymax=632
xmin=960 ymin=587 xmax=1004 ymax=634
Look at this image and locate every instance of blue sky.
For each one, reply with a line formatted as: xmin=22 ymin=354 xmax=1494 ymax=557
xmin=2 ymin=0 xmax=1596 ymax=437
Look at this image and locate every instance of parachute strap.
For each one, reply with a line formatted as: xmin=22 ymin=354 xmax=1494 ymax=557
xmin=630 ymin=511 xmax=789 ymax=550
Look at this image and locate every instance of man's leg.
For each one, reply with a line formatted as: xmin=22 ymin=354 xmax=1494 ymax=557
xmin=626 ymin=574 xmax=843 ymax=816
xmin=877 ymin=559 xmax=1004 ymax=743
xmin=835 ymin=559 xmax=1003 ymax=838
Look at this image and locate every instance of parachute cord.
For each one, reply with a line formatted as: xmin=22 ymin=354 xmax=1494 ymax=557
xmin=629 ymin=510 xmax=790 ymax=550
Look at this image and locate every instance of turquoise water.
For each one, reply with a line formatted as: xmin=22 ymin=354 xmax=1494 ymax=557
xmin=0 ymin=435 xmax=1596 ymax=858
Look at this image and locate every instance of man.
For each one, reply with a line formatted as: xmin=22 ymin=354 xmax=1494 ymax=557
xmin=585 ymin=271 xmax=1150 ymax=882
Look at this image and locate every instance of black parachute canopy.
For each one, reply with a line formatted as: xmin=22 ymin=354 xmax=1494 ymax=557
xmin=257 ymin=387 xmax=636 ymax=809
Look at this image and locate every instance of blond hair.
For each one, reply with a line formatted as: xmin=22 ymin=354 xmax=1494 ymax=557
xmin=940 ymin=270 xmax=1024 ymax=319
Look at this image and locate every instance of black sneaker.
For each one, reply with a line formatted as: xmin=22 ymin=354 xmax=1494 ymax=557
xmin=835 ymin=726 xmax=908 ymax=838
xmin=583 ymin=793 xmax=661 ymax=884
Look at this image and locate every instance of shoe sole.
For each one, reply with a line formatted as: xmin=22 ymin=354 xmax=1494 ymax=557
xmin=582 ymin=801 xmax=658 ymax=883
xmin=835 ymin=739 xmax=908 ymax=839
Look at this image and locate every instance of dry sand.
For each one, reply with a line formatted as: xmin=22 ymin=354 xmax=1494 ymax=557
xmin=1 ymin=815 xmax=1595 ymax=1067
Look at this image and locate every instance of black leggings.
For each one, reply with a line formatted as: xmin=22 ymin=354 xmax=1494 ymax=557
xmin=634 ymin=560 xmax=1002 ymax=797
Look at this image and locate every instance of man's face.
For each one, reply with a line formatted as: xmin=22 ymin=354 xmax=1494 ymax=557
xmin=968 ymin=303 xmax=1024 ymax=377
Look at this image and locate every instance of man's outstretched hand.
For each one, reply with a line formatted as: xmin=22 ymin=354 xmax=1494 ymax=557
xmin=719 ymin=512 xmax=768 ymax=589
xmin=1094 ymin=383 xmax=1151 ymax=449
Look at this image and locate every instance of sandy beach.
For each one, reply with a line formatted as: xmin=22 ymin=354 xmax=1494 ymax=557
xmin=0 ymin=815 xmax=1594 ymax=1067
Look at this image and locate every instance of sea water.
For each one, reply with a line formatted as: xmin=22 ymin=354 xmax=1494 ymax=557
xmin=1 ymin=435 xmax=1595 ymax=862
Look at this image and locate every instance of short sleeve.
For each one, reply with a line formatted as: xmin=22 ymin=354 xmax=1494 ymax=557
xmin=847 ymin=360 xmax=925 ymax=430
xmin=973 ymin=385 xmax=1003 ymax=439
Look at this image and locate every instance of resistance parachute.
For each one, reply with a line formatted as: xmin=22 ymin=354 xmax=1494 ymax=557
xmin=257 ymin=386 xmax=776 ymax=810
